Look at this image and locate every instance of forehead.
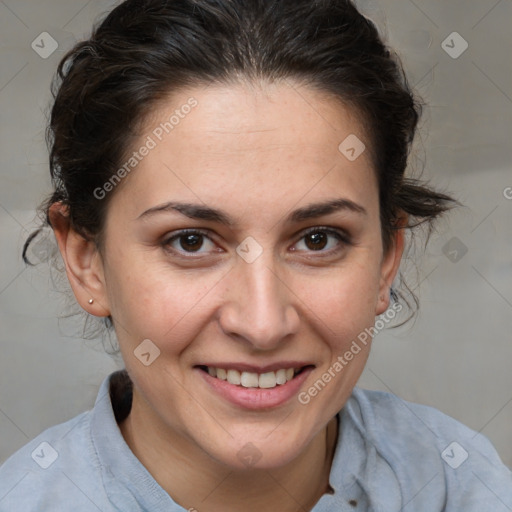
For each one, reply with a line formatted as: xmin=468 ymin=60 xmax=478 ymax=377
xmin=110 ymin=80 xmax=378 ymax=223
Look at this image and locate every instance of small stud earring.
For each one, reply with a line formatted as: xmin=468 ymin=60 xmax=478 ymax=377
xmin=88 ymin=299 xmax=94 ymax=304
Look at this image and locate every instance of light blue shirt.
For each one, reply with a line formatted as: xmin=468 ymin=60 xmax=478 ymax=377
xmin=1 ymin=371 xmax=511 ymax=511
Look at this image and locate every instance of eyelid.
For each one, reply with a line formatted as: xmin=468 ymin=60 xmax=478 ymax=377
xmin=297 ymin=225 xmax=351 ymax=243
xmin=163 ymin=227 xmax=211 ymax=242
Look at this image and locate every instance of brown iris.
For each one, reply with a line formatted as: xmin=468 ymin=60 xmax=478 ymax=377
xmin=304 ymin=232 xmax=328 ymax=251
xmin=180 ymin=233 xmax=204 ymax=252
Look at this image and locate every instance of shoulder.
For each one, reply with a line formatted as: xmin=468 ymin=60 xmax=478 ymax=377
xmin=342 ymin=387 xmax=512 ymax=510
xmin=0 ymin=395 xmax=113 ymax=511
xmin=347 ymin=386 xmax=482 ymax=445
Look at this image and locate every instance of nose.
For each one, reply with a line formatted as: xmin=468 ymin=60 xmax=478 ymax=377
xmin=218 ymin=253 xmax=300 ymax=351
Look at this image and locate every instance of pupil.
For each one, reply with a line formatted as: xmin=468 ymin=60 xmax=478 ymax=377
xmin=180 ymin=234 xmax=203 ymax=251
xmin=306 ymin=232 xmax=327 ymax=251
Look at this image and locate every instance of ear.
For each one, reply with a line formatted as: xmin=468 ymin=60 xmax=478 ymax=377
xmin=49 ymin=202 xmax=110 ymax=317
xmin=375 ymin=214 xmax=407 ymax=316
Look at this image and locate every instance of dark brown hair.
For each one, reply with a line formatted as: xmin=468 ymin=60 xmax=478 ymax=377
xmin=24 ymin=0 xmax=457 ymax=335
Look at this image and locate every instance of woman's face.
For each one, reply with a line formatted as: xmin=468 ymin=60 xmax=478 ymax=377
xmin=91 ymin=81 xmax=402 ymax=469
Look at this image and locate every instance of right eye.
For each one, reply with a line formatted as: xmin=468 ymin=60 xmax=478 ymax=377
xmin=163 ymin=229 xmax=219 ymax=256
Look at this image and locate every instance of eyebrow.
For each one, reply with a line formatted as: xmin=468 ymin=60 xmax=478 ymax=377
xmin=137 ymin=198 xmax=367 ymax=225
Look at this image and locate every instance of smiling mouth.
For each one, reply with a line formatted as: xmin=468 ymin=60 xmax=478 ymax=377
xmin=197 ymin=365 xmax=313 ymax=389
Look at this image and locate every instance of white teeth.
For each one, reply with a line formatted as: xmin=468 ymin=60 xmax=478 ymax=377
xmin=259 ymin=372 xmax=277 ymax=388
xmin=275 ymin=369 xmax=287 ymax=385
xmin=241 ymin=372 xmax=259 ymax=388
xmin=206 ymin=366 xmax=301 ymax=388
xmin=226 ymin=369 xmax=241 ymax=385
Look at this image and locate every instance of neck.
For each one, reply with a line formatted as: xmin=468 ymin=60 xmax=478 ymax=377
xmin=119 ymin=388 xmax=338 ymax=512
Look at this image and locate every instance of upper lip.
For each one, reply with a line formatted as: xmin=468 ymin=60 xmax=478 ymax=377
xmin=196 ymin=361 xmax=315 ymax=373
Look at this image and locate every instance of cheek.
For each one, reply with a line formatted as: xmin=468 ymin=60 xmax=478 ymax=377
xmin=294 ymin=259 xmax=381 ymax=344
xmin=106 ymin=256 xmax=221 ymax=352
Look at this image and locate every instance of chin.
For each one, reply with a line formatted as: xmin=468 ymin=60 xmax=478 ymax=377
xmin=198 ymin=426 xmax=316 ymax=471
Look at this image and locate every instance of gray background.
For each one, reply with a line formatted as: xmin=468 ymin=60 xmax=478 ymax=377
xmin=1 ymin=0 xmax=511 ymax=468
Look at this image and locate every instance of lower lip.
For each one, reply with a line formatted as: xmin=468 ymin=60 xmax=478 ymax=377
xmin=196 ymin=367 xmax=314 ymax=410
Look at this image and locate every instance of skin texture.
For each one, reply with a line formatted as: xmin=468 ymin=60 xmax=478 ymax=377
xmin=50 ymin=80 xmax=405 ymax=511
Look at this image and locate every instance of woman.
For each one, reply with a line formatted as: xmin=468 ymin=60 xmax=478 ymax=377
xmin=1 ymin=0 xmax=511 ymax=510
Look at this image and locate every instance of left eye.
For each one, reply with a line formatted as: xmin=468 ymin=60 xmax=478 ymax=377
xmin=293 ymin=228 xmax=347 ymax=252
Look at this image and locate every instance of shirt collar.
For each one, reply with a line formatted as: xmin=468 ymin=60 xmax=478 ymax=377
xmin=90 ymin=372 xmax=180 ymax=511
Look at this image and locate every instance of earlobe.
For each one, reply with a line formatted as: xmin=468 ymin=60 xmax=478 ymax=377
xmin=375 ymin=216 xmax=407 ymax=315
xmin=48 ymin=202 xmax=111 ymax=317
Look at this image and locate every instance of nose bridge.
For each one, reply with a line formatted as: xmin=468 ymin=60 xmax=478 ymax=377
xmin=219 ymin=249 xmax=299 ymax=349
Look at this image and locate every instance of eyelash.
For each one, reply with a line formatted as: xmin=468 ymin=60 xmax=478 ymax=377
xmin=162 ymin=226 xmax=351 ymax=259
